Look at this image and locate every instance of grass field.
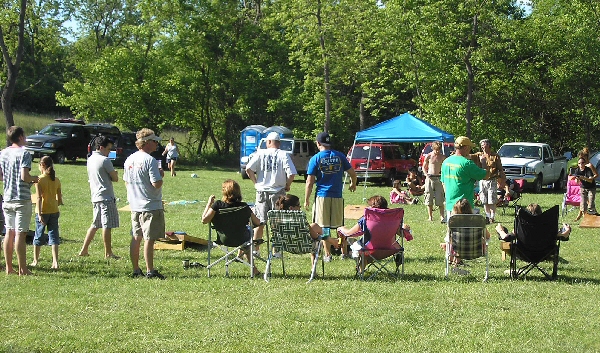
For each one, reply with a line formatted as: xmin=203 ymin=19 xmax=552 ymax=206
xmin=1 ymin=160 xmax=599 ymax=352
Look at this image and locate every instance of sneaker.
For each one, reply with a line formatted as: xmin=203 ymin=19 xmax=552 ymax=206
xmin=131 ymin=268 xmax=144 ymax=278
xmin=252 ymin=250 xmax=261 ymax=257
xmin=146 ymin=270 xmax=166 ymax=280
xmin=323 ymin=255 xmax=332 ymax=263
xmin=452 ymin=267 xmax=470 ymax=276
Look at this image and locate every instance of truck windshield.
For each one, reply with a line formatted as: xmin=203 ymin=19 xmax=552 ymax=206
xmin=498 ymin=145 xmax=542 ymax=159
xmin=351 ymin=146 xmax=382 ymax=160
xmin=38 ymin=125 xmax=71 ymax=137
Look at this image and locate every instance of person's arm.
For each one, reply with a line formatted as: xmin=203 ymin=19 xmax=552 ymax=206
xmin=57 ymin=186 xmax=64 ymax=206
xmin=304 ymin=175 xmax=315 ymax=209
xmin=285 ymin=174 xmax=295 ymax=192
xmin=35 ymin=182 xmax=45 ymax=225
xmin=423 ymin=153 xmax=431 ymax=174
xmin=246 ymin=168 xmax=257 ymax=184
xmin=496 ymin=155 xmax=506 ymax=188
xmin=201 ymin=195 xmax=216 ymax=224
xmin=347 ymin=168 xmax=357 ymax=192
xmin=21 ymin=167 xmax=38 ymax=184
xmin=109 ymin=170 xmax=118 ymax=182
xmin=250 ymin=212 xmax=262 ymax=228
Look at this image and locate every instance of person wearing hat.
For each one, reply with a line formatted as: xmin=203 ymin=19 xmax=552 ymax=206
xmin=123 ymin=128 xmax=166 ymax=279
xmin=245 ymin=131 xmax=297 ymax=255
xmin=473 ymin=139 xmax=506 ymax=223
xmin=304 ymin=132 xmax=357 ymax=261
xmin=440 ymin=136 xmax=487 ymax=222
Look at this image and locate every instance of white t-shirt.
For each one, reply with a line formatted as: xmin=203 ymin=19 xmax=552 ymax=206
xmin=123 ymin=151 xmax=163 ymax=211
xmin=245 ymin=148 xmax=297 ymax=192
xmin=87 ymin=151 xmax=116 ymax=202
xmin=165 ymin=143 xmax=179 ymax=159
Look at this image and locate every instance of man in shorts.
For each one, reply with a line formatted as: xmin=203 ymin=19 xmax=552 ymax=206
xmin=123 ymin=128 xmax=166 ymax=279
xmin=475 ymin=139 xmax=505 ymax=223
xmin=304 ymin=132 xmax=357 ymax=261
xmin=423 ymin=141 xmax=446 ymax=222
xmin=79 ymin=136 xmax=120 ymax=259
xmin=246 ymin=132 xmax=297 ymax=254
xmin=0 ymin=126 xmax=38 ymax=275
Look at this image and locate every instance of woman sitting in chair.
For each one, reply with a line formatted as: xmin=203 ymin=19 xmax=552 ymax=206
xmin=202 ymin=179 xmax=261 ymax=276
xmin=495 ymin=203 xmax=571 ymax=241
xmin=275 ymin=194 xmax=339 ymax=263
xmin=337 ymin=195 xmax=411 ymax=260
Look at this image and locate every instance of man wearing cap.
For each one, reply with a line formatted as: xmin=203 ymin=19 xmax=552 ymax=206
xmin=304 ymin=132 xmax=357 ymax=261
xmin=441 ymin=136 xmax=487 ymax=221
xmin=79 ymin=135 xmax=120 ymax=259
xmin=123 ymin=128 xmax=166 ymax=279
xmin=474 ymin=139 xmax=506 ymax=223
xmin=245 ymin=132 xmax=297 ymax=254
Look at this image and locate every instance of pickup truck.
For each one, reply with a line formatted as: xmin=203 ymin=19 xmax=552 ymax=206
xmin=25 ymin=123 xmax=92 ymax=164
xmin=497 ymin=142 xmax=567 ymax=193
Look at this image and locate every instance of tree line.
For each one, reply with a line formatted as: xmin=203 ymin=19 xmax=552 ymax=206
xmin=1 ymin=0 xmax=599 ymax=156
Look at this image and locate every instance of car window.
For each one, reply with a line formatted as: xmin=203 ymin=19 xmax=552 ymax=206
xmin=39 ymin=125 xmax=71 ymax=136
xmin=351 ymin=146 xmax=382 ymax=160
xmin=383 ymin=146 xmax=394 ymax=160
xmin=392 ymin=146 xmax=403 ymax=159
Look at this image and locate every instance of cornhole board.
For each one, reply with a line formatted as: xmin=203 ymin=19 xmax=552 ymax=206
xmin=579 ymin=213 xmax=600 ymax=228
xmin=154 ymin=233 xmax=208 ymax=251
xmin=344 ymin=205 xmax=367 ymax=220
xmin=500 ymin=241 xmax=511 ymax=261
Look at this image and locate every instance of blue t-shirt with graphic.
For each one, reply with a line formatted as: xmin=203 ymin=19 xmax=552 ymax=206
xmin=307 ymin=149 xmax=352 ymax=198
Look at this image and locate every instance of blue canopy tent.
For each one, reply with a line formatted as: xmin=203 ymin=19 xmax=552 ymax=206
xmin=348 ymin=112 xmax=454 ymax=199
xmin=354 ymin=112 xmax=454 ymax=143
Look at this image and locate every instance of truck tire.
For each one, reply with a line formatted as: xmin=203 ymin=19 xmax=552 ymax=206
xmin=53 ymin=151 xmax=66 ymax=164
xmin=554 ymin=170 xmax=565 ymax=191
xmin=534 ymin=173 xmax=543 ymax=193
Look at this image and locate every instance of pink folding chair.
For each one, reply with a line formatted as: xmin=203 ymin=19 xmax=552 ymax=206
xmin=562 ymin=177 xmax=581 ymax=217
xmin=339 ymin=207 xmax=408 ymax=280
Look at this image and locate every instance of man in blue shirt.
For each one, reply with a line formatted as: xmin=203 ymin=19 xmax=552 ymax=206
xmin=304 ymin=132 xmax=357 ymax=261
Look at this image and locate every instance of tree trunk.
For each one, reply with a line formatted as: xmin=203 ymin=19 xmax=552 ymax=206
xmin=464 ymin=13 xmax=478 ymax=138
xmin=316 ymin=0 xmax=331 ymax=133
xmin=0 ymin=0 xmax=27 ymax=134
xmin=359 ymin=93 xmax=366 ymax=130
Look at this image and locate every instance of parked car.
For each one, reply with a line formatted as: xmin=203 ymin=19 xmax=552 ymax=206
xmin=347 ymin=143 xmax=416 ymax=186
xmin=242 ymin=138 xmax=316 ymax=178
xmin=418 ymin=142 xmax=455 ymax=171
xmin=25 ymin=123 xmax=91 ymax=164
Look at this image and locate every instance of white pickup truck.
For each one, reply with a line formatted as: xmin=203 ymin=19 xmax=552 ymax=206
xmin=497 ymin=142 xmax=567 ymax=193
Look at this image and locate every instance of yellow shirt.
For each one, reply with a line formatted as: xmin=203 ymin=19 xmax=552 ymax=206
xmin=37 ymin=174 xmax=61 ymax=214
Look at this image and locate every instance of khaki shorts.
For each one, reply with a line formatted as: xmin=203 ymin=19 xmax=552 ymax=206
xmin=479 ymin=179 xmax=498 ymax=204
xmin=313 ymin=197 xmax=344 ymax=228
xmin=424 ymin=176 xmax=444 ymax=207
xmin=254 ymin=190 xmax=286 ymax=223
xmin=3 ymin=200 xmax=32 ymax=233
xmin=131 ymin=210 xmax=165 ymax=241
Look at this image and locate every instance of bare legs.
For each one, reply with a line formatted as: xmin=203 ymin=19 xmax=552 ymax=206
xmin=31 ymin=244 xmax=59 ymax=269
xmin=130 ymin=233 xmax=156 ymax=273
xmin=169 ymin=160 xmax=177 ymax=177
xmin=79 ymin=227 xmax=118 ymax=258
xmin=4 ymin=230 xmax=32 ymax=275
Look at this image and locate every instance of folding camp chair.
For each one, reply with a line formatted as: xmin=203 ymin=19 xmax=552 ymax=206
xmin=264 ymin=209 xmax=325 ymax=283
xmin=206 ymin=204 xmax=262 ymax=278
xmin=562 ymin=178 xmax=581 ymax=218
xmin=445 ymin=214 xmax=489 ymax=281
xmin=340 ymin=207 xmax=406 ymax=281
xmin=498 ymin=179 xmax=523 ymax=216
xmin=508 ymin=205 xmax=562 ymax=280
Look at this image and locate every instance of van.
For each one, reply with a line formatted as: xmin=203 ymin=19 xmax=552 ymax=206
xmin=242 ymin=138 xmax=317 ymax=177
xmin=347 ymin=143 xmax=416 ymax=186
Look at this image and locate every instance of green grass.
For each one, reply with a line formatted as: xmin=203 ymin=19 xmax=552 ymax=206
xmin=1 ymin=163 xmax=599 ymax=352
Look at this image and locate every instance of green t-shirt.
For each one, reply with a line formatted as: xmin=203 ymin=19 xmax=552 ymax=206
xmin=441 ymin=155 xmax=487 ymax=212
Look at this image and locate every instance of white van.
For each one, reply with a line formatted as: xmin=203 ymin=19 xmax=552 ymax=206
xmin=243 ymin=138 xmax=317 ymax=177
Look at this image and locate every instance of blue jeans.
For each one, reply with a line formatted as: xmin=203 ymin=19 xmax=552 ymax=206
xmin=34 ymin=213 xmax=60 ymax=246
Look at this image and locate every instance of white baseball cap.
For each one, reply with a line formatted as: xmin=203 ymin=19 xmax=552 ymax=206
xmin=266 ymin=132 xmax=280 ymax=141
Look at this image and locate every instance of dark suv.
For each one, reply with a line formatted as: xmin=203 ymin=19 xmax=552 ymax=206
xmin=25 ymin=123 xmax=91 ymax=164
xmin=347 ymin=143 xmax=416 ymax=185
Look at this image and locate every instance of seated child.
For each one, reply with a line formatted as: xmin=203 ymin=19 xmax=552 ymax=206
xmin=495 ymin=203 xmax=571 ymax=241
xmin=390 ymin=179 xmax=418 ymax=205
xmin=441 ymin=198 xmax=491 ymax=272
xmin=406 ymin=167 xmax=425 ymax=196
xmin=275 ymin=194 xmax=340 ymax=264
xmin=337 ymin=195 xmax=411 ymax=270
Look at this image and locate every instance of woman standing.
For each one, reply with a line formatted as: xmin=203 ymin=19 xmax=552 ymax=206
xmin=162 ymin=137 xmax=180 ymax=177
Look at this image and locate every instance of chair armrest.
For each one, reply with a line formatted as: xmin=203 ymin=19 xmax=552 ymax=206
xmin=337 ymin=228 xmax=364 ymax=239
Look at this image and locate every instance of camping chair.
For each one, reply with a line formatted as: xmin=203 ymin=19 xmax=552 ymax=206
xmin=562 ymin=178 xmax=581 ymax=218
xmin=498 ymin=179 xmax=523 ymax=216
xmin=206 ymin=204 xmax=263 ymax=278
xmin=445 ymin=214 xmax=489 ymax=281
xmin=264 ymin=210 xmax=325 ymax=283
xmin=508 ymin=205 xmax=562 ymax=280
xmin=340 ymin=207 xmax=406 ymax=281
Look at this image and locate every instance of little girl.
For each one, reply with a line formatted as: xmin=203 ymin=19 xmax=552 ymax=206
xmin=390 ymin=180 xmax=418 ymax=205
xmin=32 ymin=156 xmax=63 ymax=269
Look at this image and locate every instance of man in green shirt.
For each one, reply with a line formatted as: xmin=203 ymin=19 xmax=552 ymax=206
xmin=441 ymin=136 xmax=487 ymax=222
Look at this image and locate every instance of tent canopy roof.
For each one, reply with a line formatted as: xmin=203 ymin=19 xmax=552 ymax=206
xmin=354 ymin=112 xmax=454 ymax=143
